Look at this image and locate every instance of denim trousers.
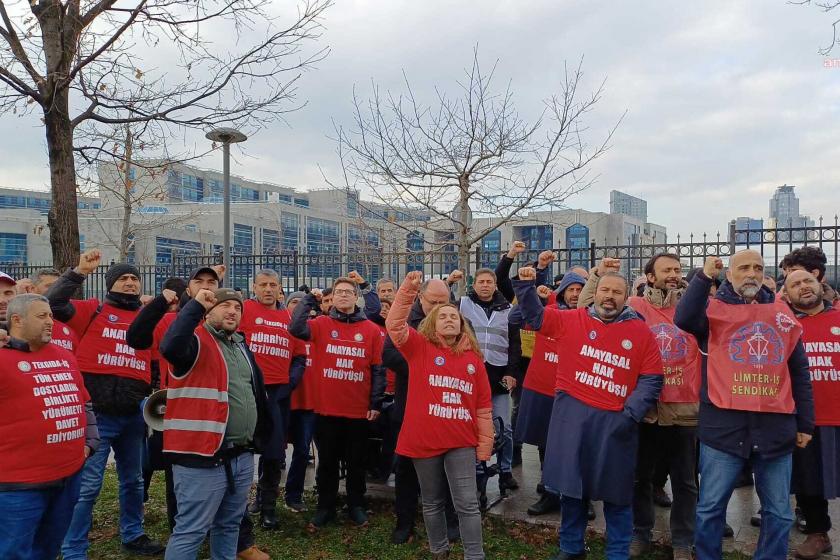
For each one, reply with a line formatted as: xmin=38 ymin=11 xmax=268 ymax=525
xmin=477 ymin=392 xmax=513 ymax=474
xmin=559 ymin=495 xmax=632 ymax=560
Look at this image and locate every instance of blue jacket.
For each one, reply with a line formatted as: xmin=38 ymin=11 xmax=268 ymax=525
xmin=674 ymin=272 xmax=815 ymax=459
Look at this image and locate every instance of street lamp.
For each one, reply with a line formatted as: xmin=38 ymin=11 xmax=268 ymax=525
xmin=205 ymin=127 xmax=248 ymax=279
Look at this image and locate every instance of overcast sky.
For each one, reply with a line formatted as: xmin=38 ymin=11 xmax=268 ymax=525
xmin=1 ymin=0 xmax=838 ymax=239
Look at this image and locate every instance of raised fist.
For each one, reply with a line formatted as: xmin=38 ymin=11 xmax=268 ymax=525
xmin=0 ymin=329 xmax=9 ymax=348
xmin=703 ymin=256 xmax=724 ymax=279
xmin=311 ymin=288 xmax=323 ymax=300
xmin=404 ymin=271 xmax=423 ymax=290
xmin=507 ymin=240 xmax=527 ymax=258
xmin=536 ymin=285 xmax=552 ymax=299
xmin=139 ymin=295 xmax=154 ymax=306
xmin=597 ymin=257 xmax=621 ymax=276
xmin=518 ymin=267 xmax=537 ymax=282
xmin=194 ymin=289 xmax=217 ymax=310
xmin=447 ymin=270 xmax=464 ymax=285
xmin=162 ymin=289 xmax=178 ymax=305
xmin=211 ymin=264 xmax=226 ymax=280
xmin=76 ymin=249 xmax=102 ymax=276
xmin=538 ymin=250 xmax=556 ymax=268
xmin=347 ymin=271 xmax=365 ymax=285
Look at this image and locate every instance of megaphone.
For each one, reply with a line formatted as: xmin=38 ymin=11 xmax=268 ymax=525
xmin=142 ymin=389 xmax=167 ymax=432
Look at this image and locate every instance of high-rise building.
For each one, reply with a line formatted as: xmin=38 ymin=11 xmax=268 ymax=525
xmin=610 ymin=190 xmax=647 ymax=223
xmin=768 ymin=184 xmax=813 ymax=228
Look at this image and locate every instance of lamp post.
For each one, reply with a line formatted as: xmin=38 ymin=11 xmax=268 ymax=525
xmin=205 ymin=128 xmax=247 ymax=278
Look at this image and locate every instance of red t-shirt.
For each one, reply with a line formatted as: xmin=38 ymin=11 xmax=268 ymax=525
xmin=0 ymin=343 xmax=89 ymax=483
xmin=395 ymin=329 xmax=492 ymax=458
xmin=539 ymin=307 xmax=663 ymax=411
xmin=50 ymin=319 xmax=79 ymax=354
xmin=522 ymin=328 xmax=559 ymax=397
xmin=240 ymin=300 xmax=306 ymax=385
xmin=799 ymin=309 xmax=840 ymax=426
xmin=291 ymin=341 xmax=317 ymax=411
xmin=308 ymin=316 xmax=384 ymax=419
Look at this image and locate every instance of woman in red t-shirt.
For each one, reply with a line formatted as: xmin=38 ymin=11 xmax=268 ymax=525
xmin=386 ymin=272 xmax=493 ymax=560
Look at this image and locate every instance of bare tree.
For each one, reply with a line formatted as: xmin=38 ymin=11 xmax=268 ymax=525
xmin=792 ymin=0 xmax=840 ymax=54
xmin=0 ymin=0 xmax=331 ymax=270
xmin=331 ymin=50 xmax=621 ymax=273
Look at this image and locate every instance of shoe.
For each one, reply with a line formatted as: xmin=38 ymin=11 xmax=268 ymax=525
xmin=248 ymin=489 xmax=262 ymax=515
xmin=512 ymin=445 xmax=523 ymax=467
xmin=587 ymin=501 xmax=596 ymax=521
xmin=537 ymin=482 xmax=545 ymax=494
xmin=629 ymin=538 xmax=650 ymax=557
xmin=121 ymin=535 xmax=166 ymax=556
xmin=237 ymin=546 xmax=270 ymax=560
xmin=723 ymin=523 xmax=734 ymax=538
xmin=527 ymin=493 xmax=560 ymax=516
xmin=391 ymin=524 xmax=415 ymax=544
xmin=549 ymin=550 xmax=587 ymax=559
xmin=499 ymin=472 xmax=519 ymax=491
xmin=796 ymin=507 xmax=807 ymax=533
xmin=348 ymin=506 xmax=369 ymax=527
xmin=260 ymin=509 xmax=279 ymax=530
xmin=653 ymin=486 xmax=672 ymax=507
xmin=285 ymin=500 xmax=307 ymax=513
xmin=308 ymin=509 xmax=336 ymax=530
xmin=795 ymin=532 xmax=832 ymax=559
xmin=750 ymin=513 xmax=761 ymax=527
xmin=672 ymin=547 xmax=692 ymax=560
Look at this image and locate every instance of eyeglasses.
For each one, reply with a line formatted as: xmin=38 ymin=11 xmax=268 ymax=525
xmin=333 ymin=288 xmax=356 ymax=296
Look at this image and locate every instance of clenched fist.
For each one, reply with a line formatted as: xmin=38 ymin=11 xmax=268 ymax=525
xmin=211 ymin=264 xmax=226 ymax=280
xmin=507 ymin=241 xmax=527 ymax=259
xmin=536 ymin=285 xmax=552 ymax=299
xmin=597 ymin=257 xmax=621 ymax=277
xmin=162 ymin=289 xmax=179 ymax=305
xmin=348 ymin=271 xmax=365 ymax=285
xmin=703 ymin=256 xmax=723 ymax=279
xmin=76 ymin=249 xmax=102 ymax=276
xmin=193 ymin=289 xmax=217 ymax=310
xmin=404 ymin=271 xmax=423 ymax=290
xmin=518 ymin=267 xmax=537 ymax=281
xmin=538 ymin=250 xmax=556 ymax=268
xmin=446 ymin=270 xmax=464 ymax=285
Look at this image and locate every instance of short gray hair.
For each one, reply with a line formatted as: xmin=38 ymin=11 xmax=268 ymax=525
xmin=7 ymin=294 xmax=49 ymax=323
xmin=31 ymin=268 xmax=60 ymax=286
xmin=254 ymin=268 xmax=281 ymax=287
xmin=376 ymin=277 xmax=395 ymax=290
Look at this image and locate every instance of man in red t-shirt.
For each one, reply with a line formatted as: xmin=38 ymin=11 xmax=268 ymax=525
xmin=290 ymin=275 xmax=386 ymax=529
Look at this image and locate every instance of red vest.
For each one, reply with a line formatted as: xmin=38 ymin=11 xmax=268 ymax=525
xmin=629 ymin=296 xmax=701 ymax=403
xmin=50 ymin=320 xmax=79 ymax=354
xmin=240 ymin=300 xmax=304 ymax=385
xmin=290 ymin=341 xmax=317 ymax=411
xmin=706 ymin=299 xmax=801 ymax=413
xmin=308 ymin=315 xmax=384 ymax=419
xmin=152 ymin=312 xmax=178 ymax=388
xmin=540 ymin=307 xmax=663 ymax=411
xmin=800 ymin=309 xmax=840 ymax=426
xmin=395 ymin=329 xmax=492 ymax=458
xmin=163 ymin=326 xmax=231 ymax=457
xmin=0 ymin=344 xmax=88 ymax=483
xmin=75 ymin=302 xmax=151 ymax=383
xmin=522 ymin=328 xmax=559 ymax=397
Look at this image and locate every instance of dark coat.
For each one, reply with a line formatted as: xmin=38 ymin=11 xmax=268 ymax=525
xmin=381 ymin=298 xmax=426 ymax=423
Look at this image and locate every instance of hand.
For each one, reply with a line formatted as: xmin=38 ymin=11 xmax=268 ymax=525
xmin=162 ymin=289 xmax=178 ymax=305
xmin=537 ymin=250 xmax=556 ymax=268
xmin=447 ymin=270 xmax=464 ymax=285
xmin=507 ymin=240 xmax=527 ymax=259
xmin=796 ymin=432 xmax=812 ymax=448
xmin=501 ymin=375 xmax=517 ymax=391
xmin=518 ymin=267 xmax=536 ymax=281
xmin=0 ymin=329 xmax=8 ymax=348
xmin=366 ymin=410 xmax=380 ymax=422
xmin=193 ymin=289 xmax=217 ymax=310
xmin=348 ymin=270 xmax=365 ymax=285
xmin=597 ymin=257 xmax=621 ymax=276
xmin=76 ymin=249 xmax=102 ymax=276
xmin=139 ymin=294 xmax=154 ymax=306
xmin=703 ymin=256 xmax=724 ymax=279
xmin=211 ymin=264 xmax=226 ymax=280
xmin=84 ymin=446 xmax=92 ymax=458
xmin=311 ymin=288 xmax=323 ymax=300
xmin=404 ymin=271 xmax=423 ymax=290
xmin=536 ymin=285 xmax=552 ymax=299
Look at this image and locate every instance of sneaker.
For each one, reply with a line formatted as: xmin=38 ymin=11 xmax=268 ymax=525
xmin=121 ymin=534 xmax=166 ymax=556
xmin=391 ymin=524 xmax=415 ymax=545
xmin=285 ymin=500 xmax=307 ymax=513
xmin=348 ymin=506 xmax=369 ymax=527
xmin=795 ymin=532 xmax=832 ymax=559
xmin=527 ymin=493 xmax=560 ymax=516
xmin=672 ymin=547 xmax=692 ymax=560
xmin=629 ymin=538 xmax=650 ymax=557
xmin=260 ymin=509 xmax=279 ymax=530
xmin=653 ymin=486 xmax=672 ymax=507
xmin=536 ymin=482 xmax=545 ymax=494
xmin=750 ymin=513 xmax=761 ymax=527
xmin=723 ymin=523 xmax=734 ymax=538
xmin=237 ymin=545 xmax=270 ymax=560
xmin=499 ymin=472 xmax=519 ymax=491
xmin=796 ymin=507 xmax=807 ymax=533
xmin=308 ymin=508 xmax=336 ymax=530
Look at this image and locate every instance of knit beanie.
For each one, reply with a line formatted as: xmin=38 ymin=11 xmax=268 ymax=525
xmin=105 ymin=263 xmax=141 ymax=292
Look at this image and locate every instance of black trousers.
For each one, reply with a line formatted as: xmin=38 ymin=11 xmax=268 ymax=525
xmin=257 ymin=384 xmax=291 ymax=514
xmin=314 ymin=415 xmax=369 ymax=510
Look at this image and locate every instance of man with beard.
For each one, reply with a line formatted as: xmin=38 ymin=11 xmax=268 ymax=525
xmin=785 ymin=270 xmax=840 ymax=559
xmin=514 ymin=267 xmax=663 ymax=560
xmin=0 ymin=270 xmax=16 ymax=326
xmin=31 ymin=268 xmax=80 ymax=352
xmin=675 ymin=250 xmax=815 ymax=560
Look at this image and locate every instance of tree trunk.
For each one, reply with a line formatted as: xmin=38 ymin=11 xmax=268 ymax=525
xmin=45 ymin=89 xmax=81 ymax=272
xmin=456 ymin=174 xmax=472 ymax=296
xmin=120 ymin=125 xmax=134 ymax=261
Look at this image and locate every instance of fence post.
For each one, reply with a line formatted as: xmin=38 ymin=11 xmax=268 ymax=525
xmin=728 ymin=220 xmax=736 ymax=255
xmin=589 ymin=241 xmax=596 ymax=268
xmin=293 ymin=250 xmax=299 ymax=289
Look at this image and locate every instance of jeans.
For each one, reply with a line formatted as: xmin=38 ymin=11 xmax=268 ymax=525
xmin=414 ymin=447 xmax=484 ymax=560
xmin=285 ymin=409 xmax=316 ymax=505
xmin=559 ymin=495 xmax=632 ymax=559
xmin=477 ymin=393 xmax=513 ymax=474
xmin=695 ymin=443 xmax=793 ymax=560
xmin=633 ymin=424 xmax=697 ymax=548
xmin=165 ymin=453 xmax=254 ymax=560
xmin=62 ymin=410 xmax=146 ymax=560
xmin=0 ymin=471 xmax=82 ymax=560
xmin=314 ymin=415 xmax=369 ymax=511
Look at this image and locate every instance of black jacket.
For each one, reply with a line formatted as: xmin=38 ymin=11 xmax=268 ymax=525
xmin=289 ymin=293 xmax=387 ymax=412
xmin=674 ymin=273 xmax=815 ymax=459
xmin=382 ymin=298 xmax=427 ymax=423
xmin=463 ymin=289 xmax=522 ymax=396
xmin=46 ymin=269 xmax=150 ymax=416
xmin=159 ymin=299 xmax=273 ymax=457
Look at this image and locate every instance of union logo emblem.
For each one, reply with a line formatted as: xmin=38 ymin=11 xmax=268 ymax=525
xmin=651 ymin=323 xmax=688 ymax=363
xmin=728 ymin=322 xmax=784 ymax=368
xmin=775 ymin=312 xmax=797 ymax=333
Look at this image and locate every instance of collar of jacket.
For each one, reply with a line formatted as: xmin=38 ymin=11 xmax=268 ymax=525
xmin=642 ymin=280 xmax=688 ymax=308
xmin=328 ymin=305 xmax=366 ymax=323
xmin=791 ymin=301 xmax=836 ymax=319
xmin=408 ymin=298 xmax=426 ymax=328
xmin=104 ymin=291 xmax=142 ymax=310
xmin=715 ymin=280 xmax=775 ymax=305
xmin=7 ymin=337 xmax=31 ymax=352
xmin=204 ymin=322 xmax=245 ymax=344
xmin=586 ymin=303 xmax=640 ymax=324
xmin=467 ymin=289 xmax=510 ymax=311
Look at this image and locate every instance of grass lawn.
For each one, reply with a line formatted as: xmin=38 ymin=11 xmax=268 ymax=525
xmin=88 ymin=466 xmax=750 ymax=559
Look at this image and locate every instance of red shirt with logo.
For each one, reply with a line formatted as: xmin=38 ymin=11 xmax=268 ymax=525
xmin=396 ymin=328 xmax=492 ymax=458
xmin=50 ymin=320 xmax=79 ymax=354
xmin=291 ymin=341 xmax=317 ymax=411
xmin=240 ymin=300 xmax=306 ymax=385
xmin=523 ymin=328 xmax=559 ymax=397
xmin=539 ymin=307 xmax=663 ymax=411
xmin=799 ymin=308 xmax=840 ymax=426
xmin=706 ymin=299 xmax=801 ymax=413
xmin=0 ymin=343 xmax=89 ymax=483
xmin=70 ymin=299 xmax=151 ymax=383
xmin=308 ymin=316 xmax=384 ymax=419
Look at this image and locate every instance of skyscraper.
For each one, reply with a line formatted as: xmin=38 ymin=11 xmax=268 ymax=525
xmin=768 ymin=184 xmax=813 ymax=228
xmin=609 ymin=190 xmax=647 ymax=223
